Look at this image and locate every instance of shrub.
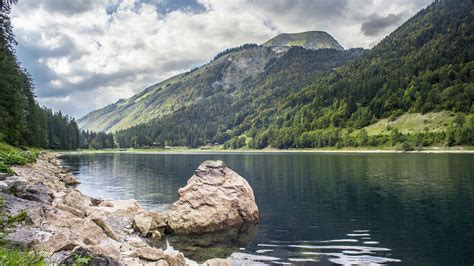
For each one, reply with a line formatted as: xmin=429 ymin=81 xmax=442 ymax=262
xmin=0 ymin=143 xmax=39 ymax=173
xmin=402 ymin=141 xmax=414 ymax=151
xmin=0 ymin=162 xmax=12 ymax=174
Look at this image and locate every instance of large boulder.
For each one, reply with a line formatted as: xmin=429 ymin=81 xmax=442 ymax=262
xmin=167 ymin=160 xmax=259 ymax=234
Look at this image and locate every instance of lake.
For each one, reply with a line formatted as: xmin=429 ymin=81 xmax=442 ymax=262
xmin=59 ymin=152 xmax=474 ymax=265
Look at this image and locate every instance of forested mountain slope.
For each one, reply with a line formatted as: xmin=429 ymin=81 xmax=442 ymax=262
xmin=114 ymin=0 xmax=473 ymax=149
xmin=79 ymin=33 xmax=361 ymax=133
xmin=114 ymin=47 xmax=363 ymax=147
xmin=242 ymin=0 xmax=474 ymax=149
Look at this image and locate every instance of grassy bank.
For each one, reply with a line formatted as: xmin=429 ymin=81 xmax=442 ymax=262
xmin=0 ymin=143 xmax=41 ymax=174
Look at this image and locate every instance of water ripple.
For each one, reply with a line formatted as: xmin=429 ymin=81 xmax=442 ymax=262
xmin=249 ymin=231 xmax=400 ymax=264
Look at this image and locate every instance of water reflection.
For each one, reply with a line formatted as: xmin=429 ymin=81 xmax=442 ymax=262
xmin=166 ymin=223 xmax=257 ymax=263
xmin=59 ymin=152 xmax=474 ymax=265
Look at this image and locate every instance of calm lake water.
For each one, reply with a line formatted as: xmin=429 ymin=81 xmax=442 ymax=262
xmin=59 ymin=152 xmax=474 ymax=265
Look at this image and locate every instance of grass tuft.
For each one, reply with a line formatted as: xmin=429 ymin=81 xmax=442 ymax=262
xmin=0 ymin=142 xmax=40 ymax=173
xmin=0 ymin=245 xmax=44 ymax=266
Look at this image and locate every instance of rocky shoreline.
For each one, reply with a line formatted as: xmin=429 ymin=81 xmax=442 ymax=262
xmin=0 ymin=153 xmax=258 ymax=265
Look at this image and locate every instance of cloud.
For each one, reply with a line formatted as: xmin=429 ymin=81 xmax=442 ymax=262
xmin=248 ymin=0 xmax=349 ymax=19
xmin=10 ymin=0 xmax=432 ymax=119
xmin=13 ymin=0 xmax=110 ymax=15
xmin=361 ymin=13 xmax=405 ymax=36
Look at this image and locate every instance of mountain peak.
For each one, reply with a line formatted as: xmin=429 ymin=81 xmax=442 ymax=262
xmin=262 ymin=31 xmax=343 ymax=50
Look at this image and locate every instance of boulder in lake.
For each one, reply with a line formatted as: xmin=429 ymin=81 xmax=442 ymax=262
xmin=167 ymin=160 xmax=259 ymax=234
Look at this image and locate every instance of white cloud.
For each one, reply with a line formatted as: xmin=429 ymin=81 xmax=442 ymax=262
xmin=11 ymin=0 xmax=432 ymax=118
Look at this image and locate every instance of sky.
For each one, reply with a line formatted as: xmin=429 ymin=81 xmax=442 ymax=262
xmin=11 ymin=0 xmax=432 ymax=119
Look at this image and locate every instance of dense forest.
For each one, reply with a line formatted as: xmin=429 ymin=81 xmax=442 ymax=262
xmin=114 ymin=0 xmax=473 ymax=149
xmin=0 ymin=0 xmax=114 ymax=150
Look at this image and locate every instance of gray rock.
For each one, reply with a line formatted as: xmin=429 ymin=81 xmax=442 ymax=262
xmin=105 ymin=215 xmax=134 ymax=235
xmin=15 ymin=182 xmax=54 ymax=205
xmin=0 ymin=192 xmax=46 ymax=218
xmin=5 ymin=228 xmax=42 ymax=248
xmin=0 ymin=181 xmax=10 ymax=193
xmin=7 ymin=179 xmax=28 ymax=195
xmin=91 ymin=197 xmax=104 ymax=206
xmin=202 ymin=258 xmax=231 ymax=266
xmin=0 ymin=172 xmax=11 ymax=180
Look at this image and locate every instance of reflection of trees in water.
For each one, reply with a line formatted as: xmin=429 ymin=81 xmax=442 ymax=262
xmin=164 ymin=222 xmax=257 ymax=263
xmin=61 ymin=153 xmax=474 ymax=265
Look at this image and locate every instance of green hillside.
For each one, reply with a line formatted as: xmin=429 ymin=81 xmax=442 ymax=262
xmin=243 ymin=0 xmax=474 ymax=149
xmin=112 ymin=47 xmax=363 ymax=147
xmin=363 ymin=112 xmax=457 ymax=136
xmin=86 ymin=0 xmax=473 ymax=149
xmin=79 ymin=42 xmax=360 ymax=133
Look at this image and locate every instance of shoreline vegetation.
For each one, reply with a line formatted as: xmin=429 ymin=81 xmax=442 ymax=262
xmin=62 ymin=145 xmax=474 ymax=154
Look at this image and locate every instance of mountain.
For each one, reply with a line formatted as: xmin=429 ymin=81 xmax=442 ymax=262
xmin=79 ymin=35 xmax=361 ymax=133
xmin=262 ymin=31 xmax=343 ymax=50
xmin=112 ymin=47 xmax=364 ymax=147
xmin=111 ymin=0 xmax=473 ymax=149
xmin=244 ymin=0 xmax=474 ymax=148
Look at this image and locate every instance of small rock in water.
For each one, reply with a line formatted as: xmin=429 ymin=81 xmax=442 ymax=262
xmin=167 ymin=160 xmax=259 ymax=234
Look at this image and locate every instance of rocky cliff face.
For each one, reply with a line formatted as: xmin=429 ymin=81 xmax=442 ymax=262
xmin=262 ymin=31 xmax=343 ymax=50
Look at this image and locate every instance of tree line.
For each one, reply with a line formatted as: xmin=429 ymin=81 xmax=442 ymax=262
xmin=0 ymin=1 xmax=114 ymax=150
